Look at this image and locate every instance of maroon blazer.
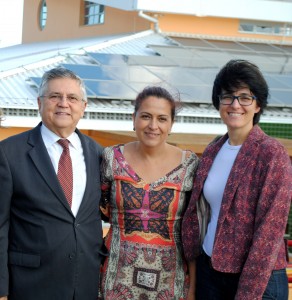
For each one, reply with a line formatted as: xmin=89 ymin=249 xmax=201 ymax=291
xmin=182 ymin=125 xmax=292 ymax=299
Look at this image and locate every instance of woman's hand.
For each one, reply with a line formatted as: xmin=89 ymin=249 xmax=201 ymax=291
xmin=187 ymin=260 xmax=196 ymax=300
xmin=187 ymin=285 xmax=195 ymax=300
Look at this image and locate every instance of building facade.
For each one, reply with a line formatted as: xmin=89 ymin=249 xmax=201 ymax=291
xmin=22 ymin=0 xmax=149 ymax=43
xmin=22 ymin=0 xmax=292 ymax=44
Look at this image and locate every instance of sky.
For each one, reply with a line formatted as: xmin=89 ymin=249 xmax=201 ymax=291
xmin=0 ymin=0 xmax=24 ymax=48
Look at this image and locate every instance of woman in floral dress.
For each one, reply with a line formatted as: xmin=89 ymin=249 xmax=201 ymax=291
xmin=99 ymin=86 xmax=198 ymax=300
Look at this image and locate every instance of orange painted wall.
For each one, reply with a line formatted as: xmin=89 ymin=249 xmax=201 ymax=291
xmin=158 ymin=14 xmax=292 ymax=43
xmin=21 ymin=1 xmax=292 ymax=44
xmin=159 ymin=15 xmax=237 ymax=36
xmin=1 ymin=127 xmax=292 ymax=159
xmin=22 ymin=0 xmax=150 ymax=44
xmin=0 ymin=127 xmax=31 ymax=141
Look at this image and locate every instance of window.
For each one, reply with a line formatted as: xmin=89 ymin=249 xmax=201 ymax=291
xmin=239 ymin=21 xmax=292 ymax=36
xmin=39 ymin=0 xmax=47 ymax=30
xmin=84 ymin=1 xmax=104 ymax=25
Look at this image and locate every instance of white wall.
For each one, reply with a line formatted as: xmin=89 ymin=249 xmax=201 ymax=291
xmin=94 ymin=0 xmax=292 ymax=23
xmin=0 ymin=0 xmax=24 ymax=48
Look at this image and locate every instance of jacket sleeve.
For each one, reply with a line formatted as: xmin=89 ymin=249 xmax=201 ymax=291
xmin=0 ymin=145 xmax=12 ymax=297
xmin=99 ymin=147 xmax=113 ymax=222
xmin=182 ymin=179 xmax=205 ymax=261
xmin=235 ymin=144 xmax=292 ymax=300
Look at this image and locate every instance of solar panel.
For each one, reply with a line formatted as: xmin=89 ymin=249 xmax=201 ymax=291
xmin=280 ymin=61 xmax=292 ymax=73
xmin=30 ymin=77 xmax=42 ymax=87
xmin=145 ymin=66 xmax=207 ymax=85
xmin=61 ymin=64 xmax=117 ymax=80
xmin=165 ymin=56 xmax=217 ymax=68
xmin=187 ymin=69 xmax=217 ymax=85
xmin=208 ymin=40 xmax=248 ymax=51
xmin=87 ymin=53 xmax=129 ymax=66
xmin=190 ymin=49 xmax=233 ymax=68
xmin=173 ymin=85 xmax=212 ymax=103
xmin=28 ymin=37 xmax=292 ymax=107
xmin=122 ymin=81 xmax=174 ymax=94
xmin=223 ymin=51 xmax=283 ymax=73
xmin=173 ymin=37 xmax=210 ymax=48
xmin=270 ymin=90 xmax=292 ymax=106
xmin=85 ymin=86 xmax=97 ymax=98
xmin=270 ymin=74 xmax=292 ymax=88
xmin=149 ymin=45 xmax=196 ymax=58
xmin=277 ymin=45 xmax=292 ymax=55
xmin=84 ymin=80 xmax=137 ymax=100
xmin=240 ymin=42 xmax=285 ymax=54
xmin=102 ymin=65 xmax=162 ymax=84
xmin=128 ymin=55 xmax=176 ymax=66
xmin=264 ymin=74 xmax=292 ymax=89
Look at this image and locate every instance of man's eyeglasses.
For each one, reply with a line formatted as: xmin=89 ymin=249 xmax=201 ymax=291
xmin=219 ymin=94 xmax=257 ymax=106
xmin=40 ymin=93 xmax=83 ymax=104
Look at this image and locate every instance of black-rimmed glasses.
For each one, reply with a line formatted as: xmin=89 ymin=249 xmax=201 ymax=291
xmin=219 ymin=94 xmax=256 ymax=106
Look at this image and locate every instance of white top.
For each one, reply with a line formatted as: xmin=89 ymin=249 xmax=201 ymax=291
xmin=40 ymin=125 xmax=87 ymax=217
xmin=202 ymin=139 xmax=241 ymax=256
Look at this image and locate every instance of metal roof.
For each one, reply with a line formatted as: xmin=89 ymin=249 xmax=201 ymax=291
xmin=0 ymin=30 xmax=292 ymax=133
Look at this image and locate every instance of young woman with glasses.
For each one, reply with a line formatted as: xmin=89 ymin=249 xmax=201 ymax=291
xmin=182 ymin=59 xmax=292 ymax=300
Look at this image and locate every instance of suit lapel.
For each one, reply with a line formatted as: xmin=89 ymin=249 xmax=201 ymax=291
xmin=75 ymin=130 xmax=93 ymax=215
xmin=27 ymin=124 xmax=72 ymax=213
xmin=217 ymin=125 xmax=263 ymax=229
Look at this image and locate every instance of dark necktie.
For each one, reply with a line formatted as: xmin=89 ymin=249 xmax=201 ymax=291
xmin=57 ymin=139 xmax=73 ymax=207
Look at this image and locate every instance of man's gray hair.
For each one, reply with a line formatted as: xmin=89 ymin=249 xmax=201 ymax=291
xmin=38 ymin=67 xmax=87 ymax=102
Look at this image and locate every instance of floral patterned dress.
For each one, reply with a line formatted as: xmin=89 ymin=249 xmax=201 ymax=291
xmin=99 ymin=145 xmax=198 ymax=300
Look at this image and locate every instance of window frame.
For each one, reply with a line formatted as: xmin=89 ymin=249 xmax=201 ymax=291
xmin=239 ymin=20 xmax=292 ymax=36
xmin=83 ymin=1 xmax=105 ymax=26
xmin=39 ymin=0 xmax=47 ymax=30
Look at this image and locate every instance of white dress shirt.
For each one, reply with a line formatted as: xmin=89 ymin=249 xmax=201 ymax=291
xmin=40 ymin=124 xmax=87 ymax=217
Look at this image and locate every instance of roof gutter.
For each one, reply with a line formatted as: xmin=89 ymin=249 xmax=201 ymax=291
xmin=138 ymin=10 xmax=160 ymax=33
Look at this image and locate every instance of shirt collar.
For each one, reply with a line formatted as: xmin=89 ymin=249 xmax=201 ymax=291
xmin=40 ymin=124 xmax=79 ymax=149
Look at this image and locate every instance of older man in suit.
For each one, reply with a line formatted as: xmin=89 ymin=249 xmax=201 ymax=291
xmin=0 ymin=67 xmax=105 ymax=300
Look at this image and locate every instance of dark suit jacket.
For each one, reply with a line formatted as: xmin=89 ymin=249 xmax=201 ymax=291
xmin=182 ymin=125 xmax=292 ymax=299
xmin=0 ymin=123 xmax=105 ymax=300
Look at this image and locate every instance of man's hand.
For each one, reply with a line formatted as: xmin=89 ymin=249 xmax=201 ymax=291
xmin=0 ymin=296 xmax=8 ymax=300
